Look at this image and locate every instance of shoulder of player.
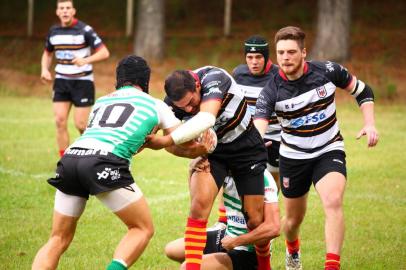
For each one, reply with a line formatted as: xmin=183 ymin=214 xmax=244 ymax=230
xmin=201 ymin=67 xmax=232 ymax=86
xmin=75 ymin=20 xmax=95 ymax=32
xmin=232 ymin=64 xmax=249 ymax=77
xmin=308 ymin=60 xmax=345 ymax=75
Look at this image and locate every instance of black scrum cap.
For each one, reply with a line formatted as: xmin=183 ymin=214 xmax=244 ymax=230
xmin=116 ymin=55 xmax=151 ymax=93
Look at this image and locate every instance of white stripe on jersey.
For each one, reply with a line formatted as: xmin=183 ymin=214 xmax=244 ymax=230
xmin=50 ymin=34 xmax=86 ymax=45
xmin=55 ymin=62 xmax=92 ymax=74
xmin=194 ymin=66 xmax=252 ymax=144
xmin=276 ymin=82 xmax=344 ymax=159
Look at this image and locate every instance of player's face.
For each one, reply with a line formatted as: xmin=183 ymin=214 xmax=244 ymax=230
xmin=173 ymin=90 xmax=201 ymax=114
xmin=276 ymin=39 xmax=306 ymax=79
xmin=246 ymin=53 xmax=265 ymax=76
xmin=56 ymin=1 xmax=76 ymax=26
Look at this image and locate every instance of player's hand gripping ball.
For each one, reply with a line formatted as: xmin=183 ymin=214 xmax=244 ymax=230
xmin=197 ymin=128 xmax=217 ymax=153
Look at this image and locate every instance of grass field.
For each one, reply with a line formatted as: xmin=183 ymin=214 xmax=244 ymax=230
xmin=0 ymin=96 xmax=405 ymax=270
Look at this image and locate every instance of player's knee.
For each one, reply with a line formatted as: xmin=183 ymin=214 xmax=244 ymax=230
xmin=284 ymin=214 xmax=304 ymax=229
xmin=55 ymin=116 xmax=67 ymax=129
xmin=246 ymin=214 xmax=263 ymax=230
xmin=74 ymin=121 xmax=87 ymax=134
xmin=190 ymin=198 xmax=211 ymax=219
xmin=50 ymin=234 xmax=73 ymax=252
xmin=164 ymin=242 xmax=182 ymax=262
xmin=141 ymin=223 xmax=155 ymax=240
xmin=322 ymin=193 xmax=343 ymax=211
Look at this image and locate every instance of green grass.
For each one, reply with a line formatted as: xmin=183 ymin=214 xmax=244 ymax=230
xmin=0 ymin=96 xmax=405 ymax=269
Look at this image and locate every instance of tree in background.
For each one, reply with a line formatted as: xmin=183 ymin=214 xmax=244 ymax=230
xmin=310 ymin=0 xmax=351 ymax=62
xmin=134 ymin=0 xmax=165 ymax=61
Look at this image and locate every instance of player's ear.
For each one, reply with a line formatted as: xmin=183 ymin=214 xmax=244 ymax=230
xmin=195 ymin=80 xmax=201 ymax=92
xmin=72 ymin=7 xmax=76 ymax=16
xmin=302 ymin=47 xmax=307 ymax=59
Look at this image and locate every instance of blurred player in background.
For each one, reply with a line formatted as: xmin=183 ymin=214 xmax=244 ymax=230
xmin=40 ymin=0 xmax=109 ymax=157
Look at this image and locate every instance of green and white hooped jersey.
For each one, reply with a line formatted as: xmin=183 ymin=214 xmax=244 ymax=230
xmin=223 ymin=170 xmax=278 ymax=252
xmin=70 ymin=86 xmax=180 ymax=161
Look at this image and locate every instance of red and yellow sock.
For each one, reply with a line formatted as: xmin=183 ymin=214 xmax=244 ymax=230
xmin=325 ymin=253 xmax=340 ymax=270
xmin=255 ymin=242 xmax=271 ymax=270
xmin=184 ymin=217 xmax=207 ymax=270
xmin=217 ymin=206 xmax=227 ymax=224
xmin=286 ymin=238 xmax=300 ymax=254
xmin=59 ymin=149 xmax=65 ymax=157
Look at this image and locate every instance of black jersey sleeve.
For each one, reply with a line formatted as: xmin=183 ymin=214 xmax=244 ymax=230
xmin=254 ymin=79 xmax=277 ymax=121
xmin=44 ymin=28 xmax=54 ymax=52
xmin=322 ymin=61 xmax=353 ymax=89
xmin=83 ymin=24 xmax=104 ymax=50
xmin=200 ymin=69 xmax=232 ymax=102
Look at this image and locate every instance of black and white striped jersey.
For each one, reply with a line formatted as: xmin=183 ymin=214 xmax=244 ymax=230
xmin=255 ymin=61 xmax=353 ymax=159
xmin=165 ymin=66 xmax=252 ymax=144
xmin=44 ymin=18 xmax=105 ymax=81
xmin=233 ymin=62 xmax=281 ymax=141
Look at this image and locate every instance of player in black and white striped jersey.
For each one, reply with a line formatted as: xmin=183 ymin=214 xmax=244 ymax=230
xmin=147 ymin=66 xmax=269 ymax=270
xmin=41 ymin=0 xmax=110 ymax=157
xmin=233 ymin=35 xmax=281 ymax=189
xmin=254 ymin=26 xmax=379 ymax=270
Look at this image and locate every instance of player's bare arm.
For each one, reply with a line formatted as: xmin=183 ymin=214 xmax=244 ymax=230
xmin=40 ymin=50 xmax=53 ymax=83
xmin=221 ymin=202 xmax=280 ymax=250
xmin=254 ymin=119 xmax=269 ymax=138
xmin=145 ymin=100 xmax=219 ymax=150
xmin=72 ymin=45 xmax=110 ymax=67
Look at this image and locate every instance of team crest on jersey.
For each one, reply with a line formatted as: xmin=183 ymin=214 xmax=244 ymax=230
xmin=283 ymin=177 xmax=290 ymax=188
xmin=316 ymin=86 xmax=327 ymax=98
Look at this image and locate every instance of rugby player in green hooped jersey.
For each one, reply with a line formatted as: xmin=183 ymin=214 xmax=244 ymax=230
xmin=32 ymin=55 xmax=216 ymax=270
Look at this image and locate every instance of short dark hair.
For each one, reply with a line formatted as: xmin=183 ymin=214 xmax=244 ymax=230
xmin=274 ymin=26 xmax=306 ymax=50
xmin=164 ymin=70 xmax=196 ymax=101
xmin=115 ymin=55 xmax=151 ymax=93
xmin=57 ymin=0 xmax=73 ymax=5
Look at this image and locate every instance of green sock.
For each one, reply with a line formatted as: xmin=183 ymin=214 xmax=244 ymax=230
xmin=106 ymin=260 xmax=127 ymax=270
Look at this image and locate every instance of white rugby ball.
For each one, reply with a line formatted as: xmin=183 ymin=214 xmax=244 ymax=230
xmin=197 ymin=128 xmax=217 ymax=153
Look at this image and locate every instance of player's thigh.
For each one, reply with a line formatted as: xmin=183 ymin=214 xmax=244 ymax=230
xmin=201 ymin=252 xmax=233 ymax=270
xmin=315 ymin=172 xmax=346 ymax=209
xmin=53 ymin=102 xmax=71 ymax=122
xmin=189 ymin=170 xmax=219 ymax=209
xmin=165 ymin=238 xmax=185 ymax=262
xmin=51 ymin=190 xmax=85 ymax=238
xmin=73 ymin=106 xmax=91 ymax=127
xmin=54 ymin=189 xmax=87 ymax=217
xmin=283 ymin=193 xmax=308 ymax=220
xmin=96 ymin=183 xmax=153 ymax=229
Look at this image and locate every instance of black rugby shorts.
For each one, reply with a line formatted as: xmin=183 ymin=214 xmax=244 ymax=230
xmin=48 ymin=148 xmax=134 ymax=199
xmin=53 ymin=78 xmax=95 ymax=107
xmin=208 ymin=127 xmax=267 ymax=196
xmin=264 ymin=139 xmax=280 ymax=168
xmin=279 ymin=150 xmax=347 ymax=198
xmin=228 ymin=249 xmax=257 ymax=270
xmin=203 ymin=228 xmax=226 ymax=254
